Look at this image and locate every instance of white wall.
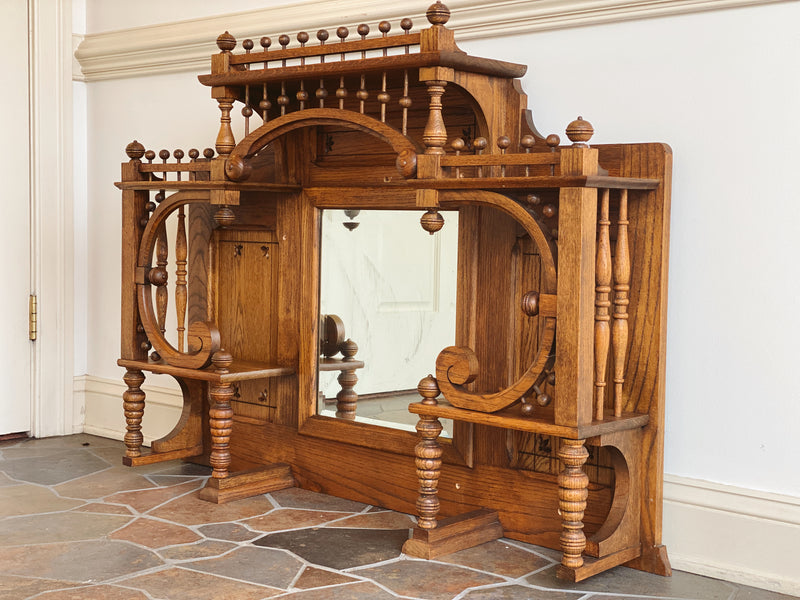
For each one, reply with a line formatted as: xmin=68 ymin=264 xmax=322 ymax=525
xmin=75 ymin=0 xmax=800 ymax=591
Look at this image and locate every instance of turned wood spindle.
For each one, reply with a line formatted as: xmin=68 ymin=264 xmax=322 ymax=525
xmin=176 ymin=206 xmax=188 ymax=353
xmin=173 ymin=148 xmax=184 ymax=181
xmin=423 ymin=80 xmax=448 ymax=155
xmin=260 ymin=37 xmax=272 ymax=122
xmin=558 ymin=438 xmax=589 ymax=569
xmin=335 ymin=339 xmax=359 ymax=419
xmin=612 ymin=189 xmax=631 ymax=417
xmin=297 ymin=33 xmax=310 ymax=110
xmin=547 ymin=134 xmax=560 ymax=176
xmin=316 ymin=31 xmax=329 ymax=107
xmin=123 ymin=369 xmax=146 ymax=458
xmin=594 ymin=188 xmax=611 ymax=421
xmin=414 ymin=375 xmax=443 ymax=529
xmin=497 ymin=135 xmax=510 ymax=177
xmin=521 ymin=134 xmax=535 ymax=177
xmin=451 ymin=138 xmax=465 ymax=178
xmin=155 ymin=221 xmax=169 ymax=336
xmin=336 ymin=27 xmax=349 ymax=109
xmin=400 ymin=69 xmax=411 ymax=135
xmin=209 ymin=350 xmax=235 ymax=479
xmin=473 ymin=137 xmax=487 ymax=177
xmin=356 ymin=24 xmax=369 ymax=114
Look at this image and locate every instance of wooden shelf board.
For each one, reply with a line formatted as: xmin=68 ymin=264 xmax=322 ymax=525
xmin=318 ymin=358 xmax=365 ymax=371
xmin=408 ymin=402 xmax=648 ymax=439
xmin=115 ymin=181 xmax=301 ymax=192
xmin=117 ymin=357 xmax=295 ymax=383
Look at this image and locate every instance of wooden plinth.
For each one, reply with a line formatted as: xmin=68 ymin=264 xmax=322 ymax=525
xmin=122 ymin=445 xmax=203 ymax=467
xmin=557 ymin=545 xmax=641 ymax=582
xmin=198 ymin=463 xmax=295 ymax=504
xmin=402 ymin=509 xmax=503 ymax=559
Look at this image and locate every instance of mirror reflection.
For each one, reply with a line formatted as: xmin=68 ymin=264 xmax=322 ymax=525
xmin=318 ymin=209 xmax=458 ymax=437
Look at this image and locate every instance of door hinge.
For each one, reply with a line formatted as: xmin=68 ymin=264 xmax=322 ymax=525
xmin=29 ymin=294 xmax=37 ymax=341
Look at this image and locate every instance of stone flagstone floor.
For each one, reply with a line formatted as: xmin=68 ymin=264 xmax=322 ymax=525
xmin=0 ymin=434 xmax=794 ymax=600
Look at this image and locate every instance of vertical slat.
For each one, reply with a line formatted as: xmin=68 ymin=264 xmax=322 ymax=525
xmin=176 ymin=206 xmax=188 ymax=352
xmin=594 ymin=189 xmax=611 ymax=420
xmin=155 ymin=223 xmax=169 ymax=336
xmin=612 ymin=189 xmax=630 ymax=417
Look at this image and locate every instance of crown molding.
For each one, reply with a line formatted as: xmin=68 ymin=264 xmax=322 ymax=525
xmin=74 ymin=0 xmax=788 ymax=82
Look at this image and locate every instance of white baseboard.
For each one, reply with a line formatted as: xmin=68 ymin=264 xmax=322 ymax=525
xmin=76 ymin=374 xmax=800 ymax=594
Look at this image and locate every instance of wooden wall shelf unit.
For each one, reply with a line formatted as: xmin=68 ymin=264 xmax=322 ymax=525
xmin=117 ymin=1 xmax=672 ymax=582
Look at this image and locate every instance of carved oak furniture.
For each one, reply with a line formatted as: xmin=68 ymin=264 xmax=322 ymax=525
xmin=117 ymin=1 xmax=672 ymax=581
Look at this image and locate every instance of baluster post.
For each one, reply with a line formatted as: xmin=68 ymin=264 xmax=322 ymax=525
xmin=612 ymin=189 xmax=631 ymax=417
xmin=594 ymin=189 xmax=611 ymax=420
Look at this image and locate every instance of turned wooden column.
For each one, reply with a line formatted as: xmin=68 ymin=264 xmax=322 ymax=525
xmin=335 ymin=338 xmax=359 ymax=419
xmin=122 ymin=368 xmax=146 ymax=459
xmin=558 ymin=438 xmax=590 ymax=570
xmin=414 ymin=375 xmax=444 ymax=529
xmin=209 ymin=350 xmax=235 ymax=478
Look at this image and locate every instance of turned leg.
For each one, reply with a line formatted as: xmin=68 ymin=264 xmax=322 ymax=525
xmin=122 ymin=369 xmax=146 ymax=459
xmin=209 ymin=351 xmax=234 ymax=479
xmin=558 ymin=438 xmax=590 ymax=569
xmin=335 ymin=368 xmax=358 ymax=419
xmin=414 ymin=414 xmax=443 ymax=529
xmin=336 ymin=338 xmax=359 ymax=420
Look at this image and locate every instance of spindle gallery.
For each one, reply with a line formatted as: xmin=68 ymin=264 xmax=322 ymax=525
xmin=116 ymin=1 xmax=672 ymax=582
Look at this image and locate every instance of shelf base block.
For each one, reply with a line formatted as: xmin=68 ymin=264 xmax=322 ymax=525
xmin=557 ymin=545 xmax=641 ymax=582
xmin=198 ymin=463 xmax=295 ymax=504
xmin=402 ymin=509 xmax=503 ymax=559
xmin=122 ymin=445 xmax=203 ymax=467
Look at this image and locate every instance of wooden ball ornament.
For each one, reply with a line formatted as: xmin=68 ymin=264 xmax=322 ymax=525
xmin=420 ymin=209 xmax=444 ymax=235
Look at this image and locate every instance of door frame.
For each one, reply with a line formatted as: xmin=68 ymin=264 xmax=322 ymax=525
xmin=29 ymin=0 xmax=77 ymax=437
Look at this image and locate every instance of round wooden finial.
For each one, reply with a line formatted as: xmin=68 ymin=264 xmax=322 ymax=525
xmin=203 ymin=148 xmax=215 ymax=159
xmin=379 ymin=20 xmax=391 ymax=35
xmin=159 ymin=149 xmax=170 ymax=161
xmin=173 ymin=149 xmax=184 ymax=161
xmin=215 ymin=206 xmax=236 ymax=227
xmin=396 ymin=149 xmax=417 ymax=178
xmin=216 ymin=31 xmax=236 ymax=53
xmin=212 ymin=349 xmax=233 ymax=371
xmin=148 ymin=266 xmax=168 ymax=287
xmin=472 ymin=137 xmax=487 ymax=153
xmin=420 ymin=209 xmax=445 ymax=235
xmin=536 ymin=392 xmax=552 ymax=407
xmin=426 ymin=1 xmax=451 ymax=26
xmin=145 ymin=201 xmax=156 ymax=212
xmin=546 ymin=133 xmax=560 ymax=148
xmin=566 ymin=116 xmax=594 ymax=147
xmin=241 ymin=105 xmax=253 ymax=118
xmin=451 ymin=138 xmax=466 ymax=153
xmin=242 ymin=38 xmax=254 ymax=52
xmin=125 ymin=140 xmax=145 ymax=160
xmin=154 ymin=191 xmax=165 ymax=203
xmin=297 ymin=31 xmax=309 ymax=46
xmin=144 ymin=150 xmax=155 ymax=163
xmin=357 ymin=23 xmax=370 ymax=38
xmin=520 ymin=135 xmax=535 ymax=150
xmin=496 ymin=135 xmax=511 ymax=152
xmin=337 ymin=26 xmax=349 ymax=41
xmin=520 ymin=401 xmax=535 ymax=416
xmin=521 ymin=291 xmax=539 ymax=316
xmin=340 ymin=338 xmax=358 ymax=360
xmin=278 ymin=34 xmax=290 ymax=48
xmin=317 ymin=29 xmax=329 ymax=43
xmin=260 ymin=36 xmax=271 ymax=49
xmin=526 ymin=193 xmax=541 ymax=205
xmin=401 ymin=18 xmax=413 ymax=32
xmin=188 ymin=148 xmax=199 ymax=160
xmin=418 ymin=374 xmax=440 ymax=405
xmin=542 ymin=204 xmax=556 ymax=219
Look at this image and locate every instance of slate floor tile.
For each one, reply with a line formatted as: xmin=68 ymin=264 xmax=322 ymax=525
xmin=54 ymin=467 xmax=156 ymax=499
xmin=148 ymin=489 xmax=274 ymax=525
xmin=0 ymin=540 xmax=163 ymax=582
xmin=34 ymin=584 xmax=151 ymax=599
xmin=0 ymin=576 xmax=79 ymax=600
xmin=293 ymin=566 xmax=359 ymax=589
xmin=353 ymin=558 xmax=504 ymax=600
xmin=243 ymin=508 xmax=349 ymax=532
xmin=461 ymin=583 xmax=584 ymax=599
xmin=435 ymin=539 xmax=551 ymax=578
xmin=526 ymin=564 xmax=737 ymax=599
xmin=254 ymin=527 xmax=409 ymax=570
xmin=110 ymin=516 xmax=202 ymax=548
xmin=158 ymin=539 xmax=238 ymax=561
xmin=198 ymin=521 xmax=262 ymax=541
xmin=123 ymin=567 xmax=282 ymax=599
xmin=104 ymin=479 xmax=202 ymax=512
xmin=279 ymin=581 xmax=409 ymax=599
xmin=0 ymin=450 xmax=110 ymax=486
xmin=0 ymin=482 xmax=83 ymax=517
xmin=328 ymin=510 xmax=416 ymax=529
xmin=0 ymin=511 xmax=132 ymax=545
xmin=183 ymin=545 xmax=304 ymax=588
xmin=270 ymin=487 xmax=368 ymax=512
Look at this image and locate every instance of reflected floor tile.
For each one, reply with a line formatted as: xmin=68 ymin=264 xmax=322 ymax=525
xmin=254 ymin=527 xmax=408 ymax=570
xmin=353 ymin=558 xmax=504 ymax=600
xmin=0 ymin=511 xmax=132 ymax=545
xmin=527 ymin=564 xmax=736 ymax=599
